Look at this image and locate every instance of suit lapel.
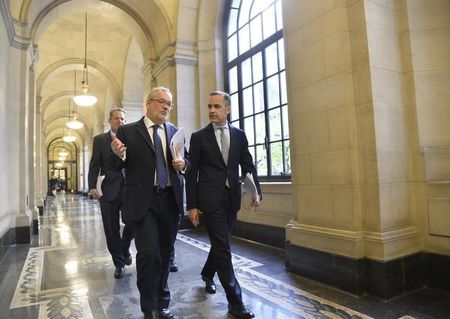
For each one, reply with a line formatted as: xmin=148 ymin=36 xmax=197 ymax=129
xmin=135 ymin=117 xmax=154 ymax=151
xmin=164 ymin=123 xmax=175 ymax=161
xmin=205 ymin=123 xmax=226 ymax=165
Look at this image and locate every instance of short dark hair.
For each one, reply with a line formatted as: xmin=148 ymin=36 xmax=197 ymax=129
xmin=209 ymin=90 xmax=231 ymax=107
xmin=109 ymin=107 xmax=126 ymax=119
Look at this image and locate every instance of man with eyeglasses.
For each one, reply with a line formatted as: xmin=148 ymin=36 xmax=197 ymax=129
xmin=110 ymin=87 xmax=188 ymax=319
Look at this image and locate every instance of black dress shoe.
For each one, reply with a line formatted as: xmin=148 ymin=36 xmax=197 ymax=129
xmin=228 ymin=303 xmax=255 ymax=318
xmin=158 ymin=308 xmax=174 ymax=319
xmin=143 ymin=310 xmax=158 ymax=319
xmin=202 ymin=276 xmax=216 ymax=294
xmin=114 ymin=266 xmax=124 ymax=279
xmin=124 ymin=255 xmax=132 ymax=266
xmin=169 ymin=261 xmax=178 ymax=272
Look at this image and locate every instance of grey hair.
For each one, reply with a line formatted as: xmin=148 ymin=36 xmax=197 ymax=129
xmin=147 ymin=87 xmax=172 ymax=100
xmin=209 ymin=90 xmax=231 ymax=107
xmin=109 ymin=107 xmax=126 ymax=118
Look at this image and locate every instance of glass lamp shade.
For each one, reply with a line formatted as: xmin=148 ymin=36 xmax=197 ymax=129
xmin=66 ymin=118 xmax=84 ymax=129
xmin=63 ymin=134 xmax=76 ymax=143
xmin=73 ymin=94 xmax=97 ymax=106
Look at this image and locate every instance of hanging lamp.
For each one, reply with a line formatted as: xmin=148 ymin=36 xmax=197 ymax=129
xmin=73 ymin=13 xmax=97 ymax=107
xmin=63 ymin=129 xmax=76 ymax=142
xmin=66 ymin=82 xmax=84 ymax=129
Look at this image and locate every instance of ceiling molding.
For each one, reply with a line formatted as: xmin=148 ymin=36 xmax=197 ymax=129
xmin=36 ymin=57 xmax=122 ymax=103
xmin=0 ymin=0 xmax=30 ymax=50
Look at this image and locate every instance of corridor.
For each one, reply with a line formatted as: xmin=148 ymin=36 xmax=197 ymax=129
xmin=0 ymin=195 xmax=448 ymax=319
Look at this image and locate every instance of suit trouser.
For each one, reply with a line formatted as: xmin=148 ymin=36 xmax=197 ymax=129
xmin=201 ymin=186 xmax=243 ymax=305
xmin=132 ymin=188 xmax=179 ymax=313
xmin=99 ymin=197 xmax=134 ymax=267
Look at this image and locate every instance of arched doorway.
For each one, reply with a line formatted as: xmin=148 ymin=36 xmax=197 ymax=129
xmin=47 ymin=138 xmax=78 ymax=195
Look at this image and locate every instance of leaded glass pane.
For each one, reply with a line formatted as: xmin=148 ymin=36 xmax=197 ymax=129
xmin=284 ymin=140 xmax=291 ymax=174
xmin=278 ymin=39 xmax=285 ymax=70
xmin=270 ymin=141 xmax=283 ymax=175
xmin=252 ymin=52 xmax=263 ymax=82
xmin=256 ymin=144 xmax=267 ymax=175
xmin=228 ymin=8 xmax=239 ymax=35
xmin=253 ymin=82 xmax=264 ymax=113
xmin=230 ymin=93 xmax=239 ymax=122
xmin=269 ymin=108 xmax=281 ymax=140
xmin=255 ymin=113 xmax=265 ymax=144
xmin=238 ymin=0 xmax=252 ymax=27
xmin=250 ymin=15 xmax=262 ymax=48
xmin=244 ymin=116 xmax=255 ymax=145
xmin=265 ymin=42 xmax=278 ymax=76
xmin=231 ymin=0 xmax=241 ymax=8
xmin=228 ymin=34 xmax=238 ymax=62
xmin=239 ymin=24 xmax=250 ymax=54
xmin=229 ymin=67 xmax=238 ymax=93
xmin=267 ymin=74 xmax=280 ymax=108
xmin=262 ymin=4 xmax=276 ymax=39
xmin=243 ymin=87 xmax=253 ymax=117
xmin=282 ymin=105 xmax=289 ymax=139
xmin=251 ymin=0 xmax=273 ymax=18
xmin=276 ymin=0 xmax=283 ymax=31
xmin=280 ymin=71 xmax=287 ymax=104
xmin=241 ymin=58 xmax=252 ymax=87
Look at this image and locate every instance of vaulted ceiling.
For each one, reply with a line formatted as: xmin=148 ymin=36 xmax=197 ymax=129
xmin=6 ymin=0 xmax=178 ymax=158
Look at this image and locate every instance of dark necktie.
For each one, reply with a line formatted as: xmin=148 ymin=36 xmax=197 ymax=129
xmin=152 ymin=125 xmax=168 ymax=188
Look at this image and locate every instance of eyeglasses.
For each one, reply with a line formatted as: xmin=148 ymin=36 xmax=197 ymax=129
xmin=149 ymin=98 xmax=175 ymax=109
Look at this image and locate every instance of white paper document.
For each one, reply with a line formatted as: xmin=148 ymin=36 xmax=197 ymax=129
xmin=170 ymin=127 xmax=185 ymax=159
xmin=242 ymin=173 xmax=258 ymax=199
xmin=96 ymin=175 xmax=105 ymax=197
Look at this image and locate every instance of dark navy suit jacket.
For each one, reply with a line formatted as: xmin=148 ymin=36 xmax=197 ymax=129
xmin=186 ymin=122 xmax=261 ymax=216
xmin=88 ymin=131 xmax=123 ymax=202
xmin=109 ymin=117 xmax=188 ymax=222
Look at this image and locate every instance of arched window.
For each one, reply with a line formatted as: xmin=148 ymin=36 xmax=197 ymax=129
xmin=225 ymin=0 xmax=290 ymax=180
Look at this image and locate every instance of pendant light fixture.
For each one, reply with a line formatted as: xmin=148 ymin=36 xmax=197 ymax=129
xmin=73 ymin=12 xmax=97 ymax=107
xmin=67 ymin=70 xmax=84 ymax=129
xmin=63 ymin=129 xmax=76 ymax=143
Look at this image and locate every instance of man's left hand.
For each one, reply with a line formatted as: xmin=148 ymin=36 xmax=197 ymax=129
xmin=172 ymin=158 xmax=185 ymax=172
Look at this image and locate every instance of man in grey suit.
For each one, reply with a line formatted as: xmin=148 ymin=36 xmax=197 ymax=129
xmin=110 ymin=87 xmax=188 ymax=319
xmin=186 ymin=91 xmax=262 ymax=318
xmin=88 ymin=107 xmax=134 ymax=279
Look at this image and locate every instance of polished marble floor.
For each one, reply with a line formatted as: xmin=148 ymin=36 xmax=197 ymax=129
xmin=0 ymin=195 xmax=449 ymax=319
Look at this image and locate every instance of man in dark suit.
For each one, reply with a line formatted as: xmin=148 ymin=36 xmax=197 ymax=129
xmin=110 ymin=87 xmax=188 ymax=319
xmin=186 ymin=91 xmax=262 ymax=319
xmin=88 ymin=107 xmax=134 ymax=280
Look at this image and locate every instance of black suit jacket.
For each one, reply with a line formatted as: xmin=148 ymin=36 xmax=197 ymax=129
xmin=186 ymin=123 xmax=261 ymax=214
xmin=88 ymin=131 xmax=123 ymax=202
xmin=109 ymin=117 xmax=188 ymax=222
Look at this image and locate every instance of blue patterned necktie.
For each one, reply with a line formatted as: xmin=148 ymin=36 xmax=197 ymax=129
xmin=152 ymin=125 xmax=168 ymax=188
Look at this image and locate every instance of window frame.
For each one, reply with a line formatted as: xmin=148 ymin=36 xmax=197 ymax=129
xmin=223 ymin=0 xmax=290 ymax=182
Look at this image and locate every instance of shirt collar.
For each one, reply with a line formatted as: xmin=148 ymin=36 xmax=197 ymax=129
xmin=144 ymin=116 xmax=164 ymax=130
xmin=212 ymin=122 xmax=228 ymax=130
